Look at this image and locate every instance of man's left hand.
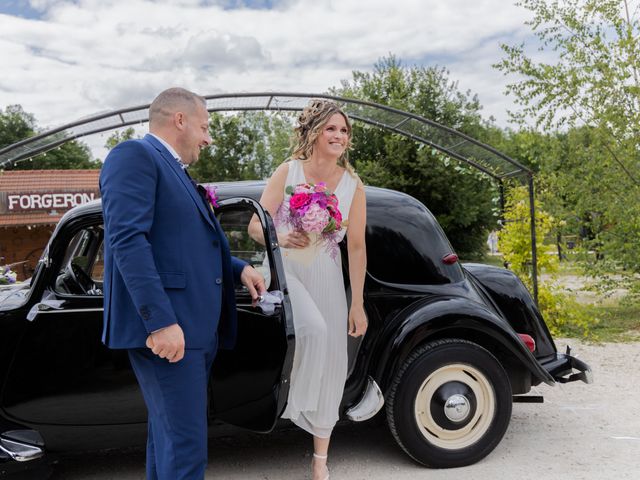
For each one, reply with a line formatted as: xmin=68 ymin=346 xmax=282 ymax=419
xmin=240 ymin=265 xmax=266 ymax=306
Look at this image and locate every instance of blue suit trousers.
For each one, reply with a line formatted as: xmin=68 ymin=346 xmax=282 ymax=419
xmin=128 ymin=338 xmax=218 ymax=480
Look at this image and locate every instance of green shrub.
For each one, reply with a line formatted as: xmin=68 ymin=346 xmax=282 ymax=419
xmin=536 ymin=284 xmax=596 ymax=338
xmin=499 ymin=186 xmax=595 ymax=337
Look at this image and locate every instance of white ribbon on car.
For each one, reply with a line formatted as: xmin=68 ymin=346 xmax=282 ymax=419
xmin=26 ymin=292 xmax=65 ymax=321
xmin=256 ymin=290 xmax=284 ymax=315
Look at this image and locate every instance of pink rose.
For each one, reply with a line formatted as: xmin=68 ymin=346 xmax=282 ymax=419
xmin=331 ymin=208 xmax=342 ymax=226
xmin=290 ymin=193 xmax=311 ymax=210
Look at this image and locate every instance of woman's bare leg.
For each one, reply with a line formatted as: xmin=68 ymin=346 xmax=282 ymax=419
xmin=312 ymin=435 xmax=331 ymax=480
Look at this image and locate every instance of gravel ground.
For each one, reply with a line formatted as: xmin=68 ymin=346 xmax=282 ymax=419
xmin=41 ymin=338 xmax=640 ymax=480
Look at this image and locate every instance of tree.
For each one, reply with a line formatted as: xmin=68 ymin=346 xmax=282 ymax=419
xmin=496 ymin=128 xmax=574 ymax=254
xmin=189 ymin=111 xmax=291 ymax=183
xmin=104 ymin=127 xmax=137 ymax=150
xmin=495 ymin=0 xmax=640 ymax=271
xmin=496 ymin=0 xmax=640 ymax=137
xmin=335 ymin=56 xmax=499 ymax=257
xmin=499 ymin=185 xmax=594 ymax=336
xmin=100 ymin=113 xmax=291 ymax=181
xmin=0 ymin=104 xmax=98 ymax=170
xmin=13 ymin=140 xmax=100 ymax=170
xmin=0 ymin=105 xmax=35 ymax=148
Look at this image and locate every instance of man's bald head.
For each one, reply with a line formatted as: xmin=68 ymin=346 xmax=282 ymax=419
xmin=148 ymin=87 xmax=211 ymax=165
xmin=149 ymin=87 xmax=206 ymax=129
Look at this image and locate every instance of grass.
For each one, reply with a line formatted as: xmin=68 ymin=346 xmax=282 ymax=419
xmin=459 ymin=254 xmax=506 ymax=268
xmin=551 ymin=260 xmax=587 ymax=276
xmin=553 ymin=260 xmax=640 ymax=342
xmin=564 ymin=301 xmax=640 ymax=343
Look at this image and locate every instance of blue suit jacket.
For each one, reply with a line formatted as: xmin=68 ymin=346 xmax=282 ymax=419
xmin=100 ymin=134 xmax=246 ymax=350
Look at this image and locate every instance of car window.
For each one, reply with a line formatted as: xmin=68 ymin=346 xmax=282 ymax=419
xmin=59 ymin=229 xmax=88 ymax=272
xmin=91 ymin=242 xmax=104 ymax=282
xmin=366 ymin=190 xmax=465 ymax=285
xmin=54 ymin=226 xmax=103 ymax=296
xmin=217 ymin=207 xmax=271 ymax=289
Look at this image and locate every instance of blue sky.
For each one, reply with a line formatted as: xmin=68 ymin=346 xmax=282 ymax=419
xmin=0 ymin=0 xmax=45 ymax=19
xmin=0 ymin=0 xmax=542 ymax=151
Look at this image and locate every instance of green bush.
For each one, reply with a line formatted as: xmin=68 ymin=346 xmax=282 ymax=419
xmin=499 ymin=186 xmax=595 ymax=337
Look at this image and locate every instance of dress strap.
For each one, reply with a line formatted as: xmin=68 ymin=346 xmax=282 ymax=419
xmin=285 ymin=159 xmax=306 ymax=189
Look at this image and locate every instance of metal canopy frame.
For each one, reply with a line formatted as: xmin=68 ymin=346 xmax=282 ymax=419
xmin=0 ymin=92 xmax=539 ymax=300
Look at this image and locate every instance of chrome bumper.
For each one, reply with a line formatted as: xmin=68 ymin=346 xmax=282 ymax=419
xmin=541 ymin=346 xmax=593 ymax=385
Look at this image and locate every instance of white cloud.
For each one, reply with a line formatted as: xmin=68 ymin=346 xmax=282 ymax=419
xmin=28 ymin=0 xmax=60 ymax=12
xmin=1 ymin=0 xmax=540 ymax=140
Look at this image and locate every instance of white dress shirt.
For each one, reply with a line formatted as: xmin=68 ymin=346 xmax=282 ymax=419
xmin=149 ymin=133 xmax=184 ymax=168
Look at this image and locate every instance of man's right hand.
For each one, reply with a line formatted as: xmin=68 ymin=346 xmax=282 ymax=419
xmin=146 ymin=323 xmax=185 ymax=363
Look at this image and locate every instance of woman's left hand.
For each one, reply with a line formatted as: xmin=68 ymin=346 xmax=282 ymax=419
xmin=348 ymin=304 xmax=368 ymax=337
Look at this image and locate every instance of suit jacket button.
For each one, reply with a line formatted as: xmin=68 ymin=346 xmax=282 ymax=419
xmin=212 ymin=240 xmax=219 ymax=247
xmin=215 ymin=278 xmax=222 ymax=285
xmin=139 ymin=305 xmax=150 ymax=321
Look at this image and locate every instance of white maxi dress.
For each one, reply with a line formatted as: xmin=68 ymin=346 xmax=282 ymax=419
xmin=276 ymin=159 xmax=358 ymax=438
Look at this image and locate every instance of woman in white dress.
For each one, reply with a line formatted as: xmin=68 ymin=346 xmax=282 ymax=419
xmin=249 ymin=99 xmax=367 ymax=480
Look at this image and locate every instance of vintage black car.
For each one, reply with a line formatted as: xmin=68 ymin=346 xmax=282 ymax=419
xmin=0 ymin=181 xmax=592 ymax=475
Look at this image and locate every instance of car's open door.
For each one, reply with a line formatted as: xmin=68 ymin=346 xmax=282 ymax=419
xmin=209 ymin=197 xmax=294 ymax=432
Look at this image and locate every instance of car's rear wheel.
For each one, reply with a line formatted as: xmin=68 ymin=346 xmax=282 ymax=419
xmin=386 ymin=338 xmax=512 ymax=468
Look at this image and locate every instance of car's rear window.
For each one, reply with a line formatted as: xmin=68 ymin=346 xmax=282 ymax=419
xmin=365 ymin=188 xmax=464 ymax=285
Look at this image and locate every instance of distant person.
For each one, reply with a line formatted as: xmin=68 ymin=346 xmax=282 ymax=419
xmin=100 ymin=87 xmax=265 ymax=480
xmin=487 ymin=230 xmax=499 ymax=255
xmin=249 ymin=99 xmax=367 ymax=480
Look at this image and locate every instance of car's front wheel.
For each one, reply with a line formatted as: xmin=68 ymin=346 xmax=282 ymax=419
xmin=386 ymin=338 xmax=512 ymax=468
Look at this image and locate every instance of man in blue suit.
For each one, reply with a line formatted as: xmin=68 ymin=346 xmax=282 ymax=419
xmin=100 ymin=87 xmax=265 ymax=479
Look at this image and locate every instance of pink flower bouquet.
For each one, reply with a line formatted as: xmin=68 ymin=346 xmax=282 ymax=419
xmin=286 ymin=182 xmax=342 ymax=233
xmin=282 ymin=182 xmax=344 ymax=264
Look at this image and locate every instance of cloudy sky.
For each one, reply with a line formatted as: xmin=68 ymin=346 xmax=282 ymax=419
xmin=0 ymin=0 xmax=539 ymax=140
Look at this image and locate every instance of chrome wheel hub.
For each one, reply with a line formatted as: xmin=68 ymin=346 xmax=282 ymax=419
xmin=444 ymin=394 xmax=471 ymax=422
xmin=414 ymin=363 xmax=496 ymax=449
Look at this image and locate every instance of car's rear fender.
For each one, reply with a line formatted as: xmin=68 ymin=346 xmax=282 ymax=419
xmin=372 ymin=296 xmax=555 ymax=395
xmin=463 ymin=263 xmax=557 ymax=358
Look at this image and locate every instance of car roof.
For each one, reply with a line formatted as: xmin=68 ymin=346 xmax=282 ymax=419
xmin=62 ymin=182 xmax=426 ymax=219
xmin=59 ymin=181 xmax=462 ymax=285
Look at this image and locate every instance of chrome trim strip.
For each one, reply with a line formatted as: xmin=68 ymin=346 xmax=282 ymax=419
xmin=35 ymin=308 xmax=103 ymax=314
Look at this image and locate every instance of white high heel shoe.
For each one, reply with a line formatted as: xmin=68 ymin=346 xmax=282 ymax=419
xmin=312 ymin=453 xmax=329 ymax=480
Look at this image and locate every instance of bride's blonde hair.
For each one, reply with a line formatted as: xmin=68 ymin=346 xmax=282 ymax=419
xmin=290 ymin=99 xmax=355 ymax=176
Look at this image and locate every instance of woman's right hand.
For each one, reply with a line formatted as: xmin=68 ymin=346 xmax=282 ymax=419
xmin=278 ymin=231 xmax=310 ymax=249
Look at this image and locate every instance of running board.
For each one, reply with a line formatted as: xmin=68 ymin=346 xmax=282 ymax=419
xmin=346 ymin=376 xmax=384 ymax=422
xmin=0 ymin=430 xmax=45 ymax=462
xmin=513 ymin=395 xmax=544 ymax=403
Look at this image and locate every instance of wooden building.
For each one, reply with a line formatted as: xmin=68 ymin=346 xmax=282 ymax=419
xmin=0 ymin=170 xmax=100 ymax=280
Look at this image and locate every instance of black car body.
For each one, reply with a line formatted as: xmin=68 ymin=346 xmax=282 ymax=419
xmin=0 ymin=181 xmax=592 ymax=474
